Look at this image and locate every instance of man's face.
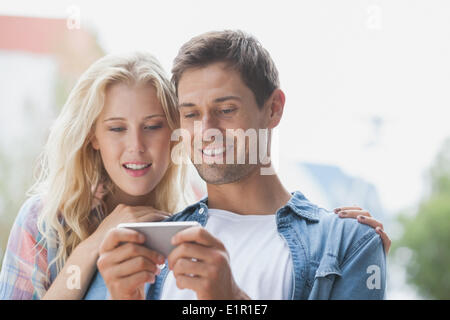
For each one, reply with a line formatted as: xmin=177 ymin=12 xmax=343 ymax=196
xmin=177 ymin=62 xmax=269 ymax=184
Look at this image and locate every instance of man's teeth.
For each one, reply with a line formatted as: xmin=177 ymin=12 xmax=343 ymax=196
xmin=124 ymin=163 xmax=151 ymax=170
xmin=202 ymin=147 xmax=225 ymax=156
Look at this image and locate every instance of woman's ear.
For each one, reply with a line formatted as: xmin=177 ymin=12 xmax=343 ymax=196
xmin=91 ymin=134 xmax=100 ymax=150
xmin=266 ymin=89 xmax=285 ymax=129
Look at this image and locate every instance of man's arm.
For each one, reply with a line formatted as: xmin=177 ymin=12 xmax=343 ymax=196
xmin=331 ymin=229 xmax=386 ymax=299
xmin=309 ymin=225 xmax=386 ymax=300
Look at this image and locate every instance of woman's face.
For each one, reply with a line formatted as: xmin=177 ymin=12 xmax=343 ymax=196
xmin=92 ymin=82 xmax=172 ymax=201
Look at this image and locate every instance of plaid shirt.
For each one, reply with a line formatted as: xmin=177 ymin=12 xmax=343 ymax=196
xmin=0 ymin=196 xmax=50 ymax=299
xmin=0 ymin=183 xmax=108 ymax=300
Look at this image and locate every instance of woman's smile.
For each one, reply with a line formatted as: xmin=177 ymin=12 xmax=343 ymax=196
xmin=122 ymin=161 xmax=152 ymax=177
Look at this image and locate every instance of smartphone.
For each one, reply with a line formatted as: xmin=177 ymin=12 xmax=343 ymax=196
xmin=117 ymin=221 xmax=201 ymax=257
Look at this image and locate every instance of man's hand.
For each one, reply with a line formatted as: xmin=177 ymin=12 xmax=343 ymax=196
xmin=167 ymin=227 xmax=250 ymax=300
xmin=334 ymin=206 xmax=391 ymax=254
xmin=97 ymin=228 xmax=165 ymax=300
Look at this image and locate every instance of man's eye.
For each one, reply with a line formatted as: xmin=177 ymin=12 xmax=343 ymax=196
xmin=221 ymin=108 xmax=235 ymax=114
xmin=109 ymin=127 xmax=125 ymax=132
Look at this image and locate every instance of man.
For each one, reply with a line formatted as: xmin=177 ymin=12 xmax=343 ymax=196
xmin=98 ymin=30 xmax=388 ymax=299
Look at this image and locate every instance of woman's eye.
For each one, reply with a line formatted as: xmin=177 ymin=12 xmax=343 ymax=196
xmin=145 ymin=125 xmax=162 ymax=130
xmin=109 ymin=127 xmax=125 ymax=132
xmin=184 ymin=113 xmax=197 ymax=119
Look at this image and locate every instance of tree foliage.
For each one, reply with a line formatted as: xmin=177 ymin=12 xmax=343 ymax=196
xmin=395 ymin=138 xmax=450 ymax=299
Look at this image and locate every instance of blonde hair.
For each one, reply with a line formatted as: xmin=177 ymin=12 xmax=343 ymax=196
xmin=29 ymin=52 xmax=192 ymax=290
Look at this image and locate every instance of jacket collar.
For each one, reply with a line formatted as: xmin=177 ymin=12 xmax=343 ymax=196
xmin=179 ymin=190 xmax=320 ymax=222
xmin=285 ymin=191 xmax=320 ymax=222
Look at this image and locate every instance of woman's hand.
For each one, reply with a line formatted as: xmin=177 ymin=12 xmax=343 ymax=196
xmin=89 ymin=204 xmax=170 ymax=253
xmin=334 ymin=206 xmax=391 ymax=254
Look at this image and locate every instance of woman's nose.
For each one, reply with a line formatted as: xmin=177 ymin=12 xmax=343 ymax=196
xmin=128 ymin=130 xmax=146 ymax=153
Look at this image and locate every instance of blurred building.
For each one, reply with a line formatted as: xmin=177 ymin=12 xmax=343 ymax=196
xmin=278 ymin=160 xmax=387 ymax=221
xmin=0 ymin=15 xmax=103 ymax=149
xmin=0 ymin=14 xmax=103 ymax=263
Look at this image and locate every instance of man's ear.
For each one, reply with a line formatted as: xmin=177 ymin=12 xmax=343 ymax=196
xmin=265 ymin=89 xmax=285 ymax=129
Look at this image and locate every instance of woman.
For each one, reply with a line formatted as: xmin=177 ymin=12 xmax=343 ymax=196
xmin=0 ymin=52 xmax=193 ymax=299
xmin=0 ymin=52 xmax=390 ymax=300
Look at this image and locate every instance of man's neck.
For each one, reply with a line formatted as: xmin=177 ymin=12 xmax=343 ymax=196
xmin=206 ymin=165 xmax=292 ymax=215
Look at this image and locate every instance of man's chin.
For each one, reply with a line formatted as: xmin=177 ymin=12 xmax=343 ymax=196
xmin=193 ymin=163 xmax=257 ymax=185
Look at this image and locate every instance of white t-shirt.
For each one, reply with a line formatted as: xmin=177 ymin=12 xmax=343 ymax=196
xmin=160 ymin=208 xmax=293 ymax=300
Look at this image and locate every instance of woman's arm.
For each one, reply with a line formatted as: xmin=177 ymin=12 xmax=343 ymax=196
xmin=41 ymin=235 xmax=101 ymax=300
xmin=42 ymin=204 xmax=170 ymax=299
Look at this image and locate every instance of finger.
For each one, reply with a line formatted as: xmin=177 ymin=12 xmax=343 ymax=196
xmin=122 ymin=205 xmax=166 ymax=220
xmin=168 ymin=242 xmax=213 ymax=270
xmin=356 ymin=215 xmax=383 ymax=230
xmin=100 ymin=228 xmax=144 ymax=254
xmin=334 ymin=206 xmax=363 ymax=213
xmin=111 ymin=255 xmax=160 ymax=278
xmin=172 ymin=258 xmax=208 ymax=278
xmin=375 ymin=227 xmax=391 ymax=254
xmin=117 ymin=270 xmax=156 ymax=292
xmin=137 ymin=212 xmax=171 ymax=223
xmin=132 ymin=206 xmax=169 ymax=217
xmin=174 ymin=273 xmax=206 ymax=294
xmin=105 ymin=242 xmax=165 ymax=266
xmin=338 ymin=210 xmax=371 ymax=219
xmin=171 ymin=226 xmax=224 ymax=249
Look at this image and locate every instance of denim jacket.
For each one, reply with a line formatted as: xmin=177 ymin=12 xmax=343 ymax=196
xmin=70 ymin=190 xmax=386 ymax=300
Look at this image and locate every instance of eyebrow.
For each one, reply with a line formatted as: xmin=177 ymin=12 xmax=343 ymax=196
xmin=178 ymin=95 xmax=241 ymax=108
xmin=103 ymin=114 xmax=165 ymax=122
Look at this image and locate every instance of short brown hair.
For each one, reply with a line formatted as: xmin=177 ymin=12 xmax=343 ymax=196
xmin=171 ymin=30 xmax=280 ymax=108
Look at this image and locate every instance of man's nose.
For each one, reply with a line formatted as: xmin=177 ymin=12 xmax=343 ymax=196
xmin=201 ymin=114 xmax=221 ymax=140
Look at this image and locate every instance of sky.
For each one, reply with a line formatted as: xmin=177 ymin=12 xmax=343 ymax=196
xmin=1 ymin=0 xmax=450 ymax=214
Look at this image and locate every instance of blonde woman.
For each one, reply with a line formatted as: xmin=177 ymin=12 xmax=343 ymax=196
xmin=0 ymin=52 xmax=192 ymax=299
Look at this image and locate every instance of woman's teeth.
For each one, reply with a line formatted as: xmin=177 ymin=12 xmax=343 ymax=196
xmin=123 ymin=163 xmax=151 ymax=170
